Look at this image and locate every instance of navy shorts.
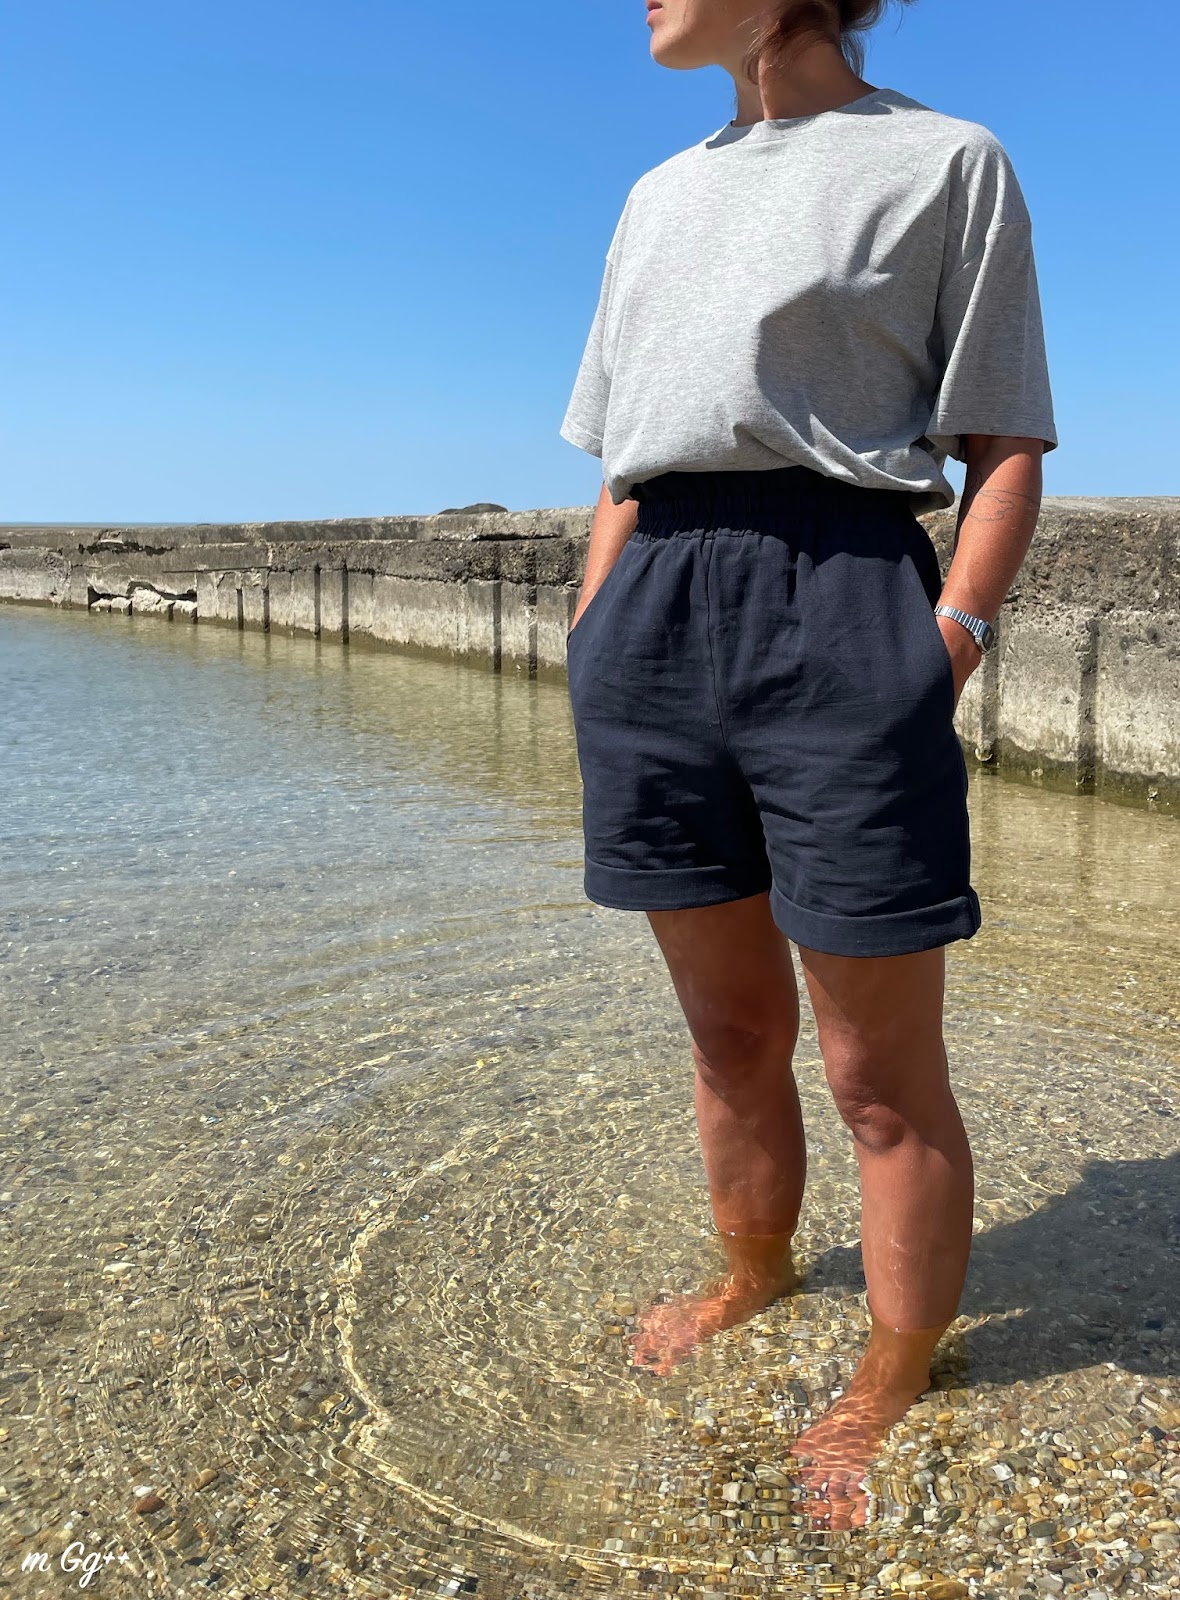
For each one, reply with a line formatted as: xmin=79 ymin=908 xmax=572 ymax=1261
xmin=565 ymin=465 xmax=982 ymax=959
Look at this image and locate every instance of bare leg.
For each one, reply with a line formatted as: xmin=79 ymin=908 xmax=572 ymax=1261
xmin=628 ymin=892 xmax=807 ymax=1375
xmin=789 ymin=942 xmax=974 ymax=1528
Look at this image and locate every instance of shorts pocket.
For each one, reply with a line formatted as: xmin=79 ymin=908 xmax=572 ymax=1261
xmin=901 ymin=531 xmax=959 ymax=720
xmin=923 ymin=586 xmax=957 ymax=716
xmin=566 ymin=538 xmax=633 ymax=655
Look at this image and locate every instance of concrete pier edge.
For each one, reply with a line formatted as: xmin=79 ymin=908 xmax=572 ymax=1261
xmin=3 ymin=497 xmax=1177 ymax=815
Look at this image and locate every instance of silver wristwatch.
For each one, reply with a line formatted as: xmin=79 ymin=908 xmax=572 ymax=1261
xmin=934 ymin=603 xmax=996 ymax=653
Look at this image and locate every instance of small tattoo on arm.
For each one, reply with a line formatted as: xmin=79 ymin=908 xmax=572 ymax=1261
xmin=960 ymin=466 xmax=1040 ymax=529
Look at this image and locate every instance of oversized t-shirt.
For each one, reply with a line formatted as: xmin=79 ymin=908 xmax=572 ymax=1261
xmin=559 ymin=85 xmax=1057 ymax=512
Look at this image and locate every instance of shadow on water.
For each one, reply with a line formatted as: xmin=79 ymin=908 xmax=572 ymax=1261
xmin=965 ymin=1152 xmax=1180 ymax=1383
xmin=1 ymin=607 xmax=1178 ymax=1595
xmin=810 ymin=1151 xmax=1180 ymax=1384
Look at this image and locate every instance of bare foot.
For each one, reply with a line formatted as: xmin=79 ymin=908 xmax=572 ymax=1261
xmin=629 ymin=1231 xmax=799 ymax=1377
xmin=790 ymin=1312 xmax=952 ymax=1530
xmin=791 ymin=1370 xmax=927 ymax=1528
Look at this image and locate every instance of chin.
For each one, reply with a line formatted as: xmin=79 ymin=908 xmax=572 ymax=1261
xmin=649 ymin=35 xmax=711 ymax=69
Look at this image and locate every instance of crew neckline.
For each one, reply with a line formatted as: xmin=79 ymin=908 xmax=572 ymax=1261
xmin=709 ymin=85 xmax=896 ymax=146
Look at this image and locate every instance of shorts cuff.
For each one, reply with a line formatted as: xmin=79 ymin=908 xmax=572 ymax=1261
xmin=584 ymin=855 xmax=773 ymax=912
xmin=770 ymin=883 xmax=982 ymax=957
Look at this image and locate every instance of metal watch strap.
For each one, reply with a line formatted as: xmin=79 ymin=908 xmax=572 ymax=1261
xmin=934 ymin=604 xmax=995 ymax=652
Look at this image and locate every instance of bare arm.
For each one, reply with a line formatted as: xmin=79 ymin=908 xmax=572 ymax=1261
xmin=935 ymin=435 xmax=1045 ymax=707
xmin=569 ymin=480 xmax=639 ymax=631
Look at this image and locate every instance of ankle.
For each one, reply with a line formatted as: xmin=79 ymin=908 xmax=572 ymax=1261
xmin=857 ymin=1306 xmax=953 ymax=1394
xmin=715 ymin=1226 xmax=798 ymax=1286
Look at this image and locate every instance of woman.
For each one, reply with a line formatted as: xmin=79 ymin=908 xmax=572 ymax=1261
xmin=558 ymin=0 xmax=1056 ymax=1523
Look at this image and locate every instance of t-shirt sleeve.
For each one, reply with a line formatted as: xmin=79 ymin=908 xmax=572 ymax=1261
xmin=558 ymin=250 xmax=615 ymax=457
xmin=924 ymin=134 xmax=1058 ymax=461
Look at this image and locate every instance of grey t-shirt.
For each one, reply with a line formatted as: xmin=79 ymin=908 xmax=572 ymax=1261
xmin=559 ymin=86 xmax=1057 ymax=512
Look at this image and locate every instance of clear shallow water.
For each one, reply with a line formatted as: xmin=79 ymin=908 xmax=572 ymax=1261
xmin=1 ymin=606 xmax=1178 ymax=1598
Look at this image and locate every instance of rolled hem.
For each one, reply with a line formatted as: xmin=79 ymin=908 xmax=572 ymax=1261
xmin=769 ymin=882 xmax=982 ymax=957
xmin=584 ymin=855 xmax=773 ymax=912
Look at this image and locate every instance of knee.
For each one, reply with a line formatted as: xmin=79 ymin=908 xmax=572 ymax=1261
xmin=823 ymin=1040 xmax=948 ymax=1154
xmin=690 ymin=1014 xmax=797 ymax=1081
xmin=829 ymin=1077 xmax=911 ymax=1153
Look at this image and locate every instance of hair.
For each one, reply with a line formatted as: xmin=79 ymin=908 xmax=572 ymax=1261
xmin=740 ymin=0 xmax=917 ymax=84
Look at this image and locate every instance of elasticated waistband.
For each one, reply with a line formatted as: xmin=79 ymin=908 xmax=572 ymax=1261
xmin=630 ymin=465 xmax=902 ymax=538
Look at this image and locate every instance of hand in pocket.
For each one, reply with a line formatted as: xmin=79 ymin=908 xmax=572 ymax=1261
xmin=936 ymin=614 xmax=980 ymax=712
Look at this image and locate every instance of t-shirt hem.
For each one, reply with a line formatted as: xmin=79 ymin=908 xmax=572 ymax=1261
xmin=927 ymin=417 xmax=1058 ymax=458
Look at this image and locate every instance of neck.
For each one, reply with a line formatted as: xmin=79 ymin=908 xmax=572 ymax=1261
xmin=728 ymin=35 xmax=875 ymax=126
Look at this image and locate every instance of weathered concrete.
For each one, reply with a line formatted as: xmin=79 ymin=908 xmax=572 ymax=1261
xmin=2 ymin=497 xmax=1177 ymax=814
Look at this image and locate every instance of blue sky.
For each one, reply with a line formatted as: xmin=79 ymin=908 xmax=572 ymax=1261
xmin=1 ymin=0 xmax=1174 ymax=521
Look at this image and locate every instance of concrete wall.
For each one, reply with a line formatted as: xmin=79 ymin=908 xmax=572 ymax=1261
xmin=2 ymin=498 xmax=1178 ymax=814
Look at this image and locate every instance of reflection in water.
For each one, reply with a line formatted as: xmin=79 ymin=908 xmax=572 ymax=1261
xmin=1 ymin=607 xmax=1178 ymax=1597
